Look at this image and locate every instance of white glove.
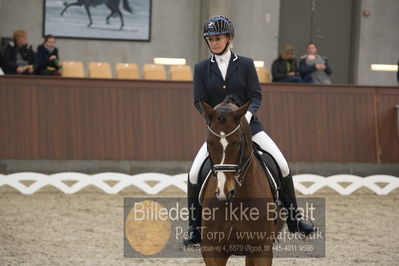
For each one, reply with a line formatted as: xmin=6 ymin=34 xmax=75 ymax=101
xmin=245 ymin=111 xmax=253 ymax=124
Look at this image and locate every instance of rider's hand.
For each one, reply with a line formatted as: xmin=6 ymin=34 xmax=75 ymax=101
xmin=245 ymin=111 xmax=252 ymax=124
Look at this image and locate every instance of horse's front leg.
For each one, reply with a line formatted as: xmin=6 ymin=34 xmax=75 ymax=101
xmin=203 ymin=257 xmax=228 ymax=266
xmin=60 ymin=2 xmax=80 ymax=16
xmin=84 ymin=4 xmax=93 ymax=27
xmin=117 ymin=10 xmax=124 ymax=30
xmin=105 ymin=3 xmax=114 ymax=25
xmin=245 ymin=254 xmax=272 ymax=266
xmin=245 ymin=257 xmax=272 ymax=266
xmin=105 ymin=12 xmax=113 ymax=24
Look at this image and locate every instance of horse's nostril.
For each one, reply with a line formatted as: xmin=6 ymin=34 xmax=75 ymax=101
xmin=227 ymin=190 xmax=235 ymax=201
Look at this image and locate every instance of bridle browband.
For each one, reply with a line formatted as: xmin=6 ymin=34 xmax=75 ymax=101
xmin=207 ymin=121 xmax=253 ymax=187
xmin=207 ymin=123 xmax=240 ymax=138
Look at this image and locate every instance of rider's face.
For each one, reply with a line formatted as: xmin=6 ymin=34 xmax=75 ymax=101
xmin=207 ymin=34 xmax=230 ymax=54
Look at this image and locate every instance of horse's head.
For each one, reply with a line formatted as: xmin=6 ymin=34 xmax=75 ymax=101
xmin=201 ymin=96 xmax=252 ymax=202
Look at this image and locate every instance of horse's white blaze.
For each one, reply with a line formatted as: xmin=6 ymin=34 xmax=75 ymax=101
xmin=217 ymin=132 xmax=228 ymax=200
xmin=220 ymin=134 xmax=228 ymax=164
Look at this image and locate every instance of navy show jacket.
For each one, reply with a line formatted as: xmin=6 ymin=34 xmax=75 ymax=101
xmin=193 ymin=51 xmax=263 ymax=135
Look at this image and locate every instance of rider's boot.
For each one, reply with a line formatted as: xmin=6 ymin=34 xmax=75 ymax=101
xmin=183 ymin=177 xmax=202 ymax=246
xmin=280 ymin=173 xmax=317 ymax=236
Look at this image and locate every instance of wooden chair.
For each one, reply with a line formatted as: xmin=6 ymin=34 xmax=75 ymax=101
xmin=116 ymin=63 xmax=139 ymax=79
xmin=60 ymin=61 xmax=84 ymax=77
xmin=88 ymin=62 xmax=112 ymax=78
xmin=143 ymin=64 xmax=167 ymax=80
xmin=256 ymin=67 xmax=270 ymax=83
xmin=170 ymin=65 xmax=192 ymax=81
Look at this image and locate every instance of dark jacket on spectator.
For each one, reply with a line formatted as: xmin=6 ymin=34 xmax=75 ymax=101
xmin=2 ymin=42 xmax=35 ymax=74
xmin=0 ymin=53 xmax=4 ymax=70
xmin=36 ymin=44 xmax=60 ymax=75
xmin=271 ymin=56 xmax=300 ymax=81
xmin=299 ymin=56 xmax=332 ymax=83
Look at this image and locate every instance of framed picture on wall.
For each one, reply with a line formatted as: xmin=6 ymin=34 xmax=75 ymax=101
xmin=43 ymin=0 xmax=152 ymax=41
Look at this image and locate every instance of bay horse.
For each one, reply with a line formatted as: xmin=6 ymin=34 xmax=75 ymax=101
xmin=60 ymin=0 xmax=133 ymax=30
xmin=199 ymin=98 xmax=284 ymax=266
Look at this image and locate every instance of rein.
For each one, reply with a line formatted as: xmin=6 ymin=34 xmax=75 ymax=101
xmin=207 ymin=122 xmax=253 ymax=187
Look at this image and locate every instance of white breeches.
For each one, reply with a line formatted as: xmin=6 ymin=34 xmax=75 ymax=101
xmin=189 ymin=131 xmax=290 ymax=184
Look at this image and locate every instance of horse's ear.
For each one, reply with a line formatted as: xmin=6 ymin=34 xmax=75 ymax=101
xmin=200 ymin=101 xmax=215 ymax=121
xmin=233 ymin=102 xmax=250 ymax=122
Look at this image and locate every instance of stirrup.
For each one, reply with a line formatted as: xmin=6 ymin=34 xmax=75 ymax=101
xmin=183 ymin=226 xmax=201 ymax=246
xmin=287 ymin=215 xmax=317 ymax=236
xmin=297 ymin=216 xmax=317 ymax=236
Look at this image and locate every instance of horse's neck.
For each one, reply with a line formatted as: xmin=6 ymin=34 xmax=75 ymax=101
xmin=240 ymin=158 xmax=273 ymax=198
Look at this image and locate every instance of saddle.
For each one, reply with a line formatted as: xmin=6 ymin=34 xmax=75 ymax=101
xmin=198 ymin=142 xmax=282 ymax=203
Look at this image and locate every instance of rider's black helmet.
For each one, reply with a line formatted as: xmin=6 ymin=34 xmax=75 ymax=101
xmin=203 ymin=16 xmax=234 ymax=55
xmin=203 ymin=15 xmax=234 ymax=38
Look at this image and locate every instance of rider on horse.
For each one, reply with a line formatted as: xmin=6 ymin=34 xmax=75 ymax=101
xmin=183 ymin=15 xmax=317 ymax=246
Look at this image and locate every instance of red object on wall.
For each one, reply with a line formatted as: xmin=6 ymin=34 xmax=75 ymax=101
xmin=363 ymin=10 xmax=370 ymax=17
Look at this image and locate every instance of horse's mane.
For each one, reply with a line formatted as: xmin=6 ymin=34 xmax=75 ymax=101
xmin=215 ymin=95 xmax=241 ymax=122
xmin=222 ymin=95 xmax=241 ymax=107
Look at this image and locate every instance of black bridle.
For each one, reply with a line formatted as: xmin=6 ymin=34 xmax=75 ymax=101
xmin=207 ymin=122 xmax=253 ymax=186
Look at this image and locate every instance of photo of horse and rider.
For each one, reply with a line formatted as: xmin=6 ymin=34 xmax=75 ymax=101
xmin=43 ymin=0 xmax=151 ymax=41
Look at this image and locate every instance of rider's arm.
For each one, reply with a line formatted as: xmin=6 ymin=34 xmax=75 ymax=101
xmin=244 ymin=58 xmax=262 ymax=119
xmin=193 ymin=62 xmax=208 ymax=118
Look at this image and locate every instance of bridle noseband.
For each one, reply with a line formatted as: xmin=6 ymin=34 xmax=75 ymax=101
xmin=207 ymin=122 xmax=253 ymax=187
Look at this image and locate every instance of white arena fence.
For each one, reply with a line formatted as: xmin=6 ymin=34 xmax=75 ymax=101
xmin=0 ymin=172 xmax=398 ymax=195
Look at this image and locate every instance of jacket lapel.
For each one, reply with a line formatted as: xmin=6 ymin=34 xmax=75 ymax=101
xmin=209 ymin=55 xmax=224 ymax=80
xmin=225 ymin=52 xmax=239 ymax=82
